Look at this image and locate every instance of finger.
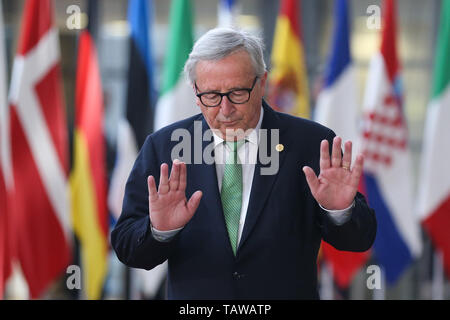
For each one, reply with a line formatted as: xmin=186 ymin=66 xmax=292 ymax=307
xmin=187 ymin=190 xmax=202 ymax=216
xmin=331 ymin=136 xmax=342 ymax=168
xmin=320 ymin=140 xmax=331 ymax=171
xmin=350 ymin=154 xmax=364 ymax=187
xmin=159 ymin=163 xmax=169 ymax=194
xmin=169 ymin=159 xmax=181 ymax=191
xmin=303 ymin=166 xmax=320 ymax=196
xmin=341 ymin=140 xmax=352 ymax=170
xmin=178 ymin=161 xmax=187 ymax=192
xmin=147 ymin=175 xmax=158 ymax=202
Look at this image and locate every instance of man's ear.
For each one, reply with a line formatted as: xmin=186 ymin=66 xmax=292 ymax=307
xmin=192 ymin=84 xmax=201 ymax=108
xmin=195 ymin=98 xmax=202 ymax=108
xmin=260 ymin=71 xmax=268 ymax=96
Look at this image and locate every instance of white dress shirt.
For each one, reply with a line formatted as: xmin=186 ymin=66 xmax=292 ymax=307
xmin=211 ymin=107 xmax=263 ymax=245
xmin=151 ymin=106 xmax=353 ymax=242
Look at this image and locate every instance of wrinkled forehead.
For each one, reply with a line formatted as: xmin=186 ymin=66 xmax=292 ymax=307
xmin=194 ymin=51 xmax=256 ymax=86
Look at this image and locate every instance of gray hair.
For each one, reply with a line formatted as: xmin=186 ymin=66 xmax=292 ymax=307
xmin=184 ymin=27 xmax=267 ymax=85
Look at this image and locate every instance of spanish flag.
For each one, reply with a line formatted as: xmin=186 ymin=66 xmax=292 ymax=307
xmin=268 ymin=0 xmax=310 ymax=118
xmin=69 ymin=28 xmax=108 ymax=299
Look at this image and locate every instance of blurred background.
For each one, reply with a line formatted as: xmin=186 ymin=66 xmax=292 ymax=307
xmin=0 ymin=0 xmax=449 ymax=300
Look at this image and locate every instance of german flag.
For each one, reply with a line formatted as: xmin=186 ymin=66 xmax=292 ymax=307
xmin=69 ymin=23 xmax=108 ymax=299
xmin=268 ymin=0 xmax=310 ymax=119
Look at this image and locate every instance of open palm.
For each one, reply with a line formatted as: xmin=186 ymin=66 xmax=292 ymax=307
xmin=148 ymin=160 xmax=202 ymax=231
xmin=303 ymin=137 xmax=364 ymax=210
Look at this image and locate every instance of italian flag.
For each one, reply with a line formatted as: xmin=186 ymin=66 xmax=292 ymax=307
xmin=417 ymin=0 xmax=450 ymax=278
xmin=154 ymin=0 xmax=198 ymax=131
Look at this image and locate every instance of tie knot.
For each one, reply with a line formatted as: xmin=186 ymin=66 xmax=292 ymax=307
xmin=225 ymin=140 xmax=245 ymax=153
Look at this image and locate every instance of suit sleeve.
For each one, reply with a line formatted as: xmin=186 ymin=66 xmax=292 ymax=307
xmin=110 ymin=135 xmax=176 ymax=270
xmin=320 ymin=192 xmax=377 ymax=252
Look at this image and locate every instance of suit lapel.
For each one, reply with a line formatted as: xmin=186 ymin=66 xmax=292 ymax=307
xmin=237 ymin=102 xmax=287 ymax=253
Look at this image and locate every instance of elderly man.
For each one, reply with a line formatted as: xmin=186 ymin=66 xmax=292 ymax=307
xmin=111 ymin=28 xmax=376 ymax=299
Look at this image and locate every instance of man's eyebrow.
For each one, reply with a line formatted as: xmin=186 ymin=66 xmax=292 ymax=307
xmin=228 ymin=85 xmax=248 ymax=90
xmin=200 ymin=88 xmax=221 ymax=93
xmin=199 ymin=85 xmax=249 ymax=93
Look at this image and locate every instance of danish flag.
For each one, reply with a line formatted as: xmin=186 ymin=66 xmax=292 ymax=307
xmin=7 ymin=0 xmax=71 ymax=298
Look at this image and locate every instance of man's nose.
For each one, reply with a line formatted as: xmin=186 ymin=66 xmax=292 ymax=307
xmin=219 ymin=96 xmax=235 ymax=117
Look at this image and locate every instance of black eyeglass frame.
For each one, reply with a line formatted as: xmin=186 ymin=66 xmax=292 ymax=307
xmin=195 ymin=77 xmax=259 ymax=108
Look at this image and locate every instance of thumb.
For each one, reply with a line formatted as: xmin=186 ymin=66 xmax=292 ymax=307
xmin=302 ymin=166 xmax=320 ymax=195
xmin=186 ymin=190 xmax=203 ymax=216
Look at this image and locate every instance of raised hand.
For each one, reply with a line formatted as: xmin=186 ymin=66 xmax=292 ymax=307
xmin=302 ymin=136 xmax=364 ymax=210
xmin=147 ymin=159 xmax=202 ymax=231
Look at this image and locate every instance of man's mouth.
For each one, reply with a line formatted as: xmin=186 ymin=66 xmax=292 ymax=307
xmin=221 ymin=119 xmax=239 ymax=126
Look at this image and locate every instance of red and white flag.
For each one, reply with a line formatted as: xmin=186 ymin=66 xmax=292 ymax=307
xmin=360 ymin=0 xmax=422 ymax=284
xmin=8 ymin=0 xmax=71 ymax=298
xmin=0 ymin=0 xmax=11 ymax=299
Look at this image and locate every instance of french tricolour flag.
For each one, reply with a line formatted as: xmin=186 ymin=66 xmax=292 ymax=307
xmin=360 ymin=0 xmax=422 ymax=284
xmin=314 ymin=0 xmax=369 ymax=289
xmin=315 ymin=0 xmax=359 ymax=146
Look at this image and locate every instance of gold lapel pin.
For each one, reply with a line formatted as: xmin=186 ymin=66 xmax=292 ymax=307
xmin=275 ymin=144 xmax=284 ymax=152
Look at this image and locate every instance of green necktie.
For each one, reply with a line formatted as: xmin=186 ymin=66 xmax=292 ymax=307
xmin=221 ymin=140 xmax=244 ymax=256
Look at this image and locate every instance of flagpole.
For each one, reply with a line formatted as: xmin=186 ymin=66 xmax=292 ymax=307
xmin=372 ymin=266 xmax=385 ymax=300
xmin=320 ymin=260 xmax=334 ymax=300
xmin=431 ymin=249 xmax=444 ymax=300
xmin=4 ymin=262 xmax=29 ymax=299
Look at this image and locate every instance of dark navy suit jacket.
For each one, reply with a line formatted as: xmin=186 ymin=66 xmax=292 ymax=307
xmin=111 ymin=101 xmax=376 ymax=299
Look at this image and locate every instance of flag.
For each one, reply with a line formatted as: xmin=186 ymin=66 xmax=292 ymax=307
xmin=0 ymin=167 xmax=8 ymax=298
xmin=7 ymin=0 xmax=71 ymax=298
xmin=315 ymin=0 xmax=359 ymax=144
xmin=108 ymin=0 xmax=156 ymax=222
xmin=360 ymin=0 xmax=421 ymax=284
xmin=218 ymin=0 xmax=240 ymax=27
xmin=153 ymin=0 xmax=198 ymax=131
xmin=315 ymin=0 xmax=369 ymax=289
xmin=417 ymin=0 xmax=450 ymax=278
xmin=268 ymin=0 xmax=309 ymax=118
xmin=107 ymin=0 xmax=167 ymax=299
xmin=0 ymin=0 xmax=11 ymax=299
xmin=70 ymin=17 xmax=108 ymax=299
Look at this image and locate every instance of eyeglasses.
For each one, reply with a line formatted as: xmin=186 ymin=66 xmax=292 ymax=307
xmin=195 ymin=77 xmax=258 ymax=108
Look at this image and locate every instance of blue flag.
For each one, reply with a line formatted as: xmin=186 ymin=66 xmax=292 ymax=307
xmin=108 ymin=0 xmax=157 ymax=221
xmin=126 ymin=0 xmax=157 ymax=147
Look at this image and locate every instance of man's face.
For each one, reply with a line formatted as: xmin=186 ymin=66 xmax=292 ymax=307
xmin=194 ymin=50 xmax=267 ymax=140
